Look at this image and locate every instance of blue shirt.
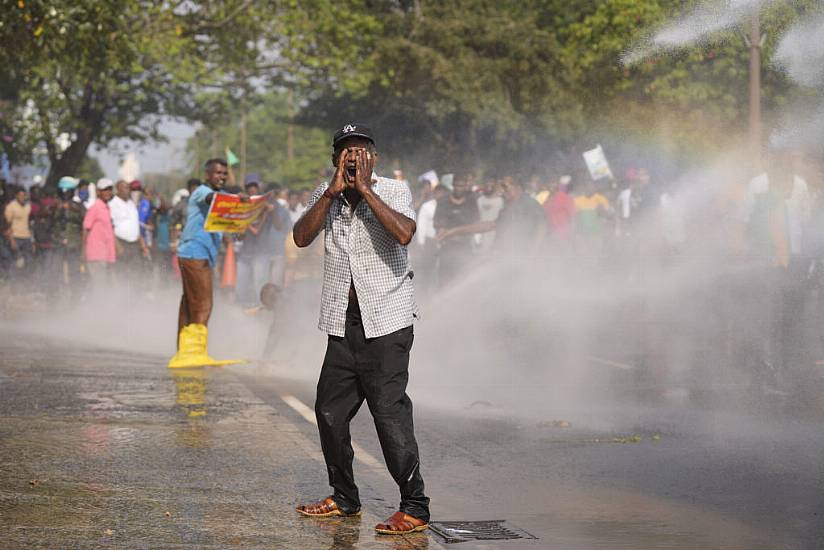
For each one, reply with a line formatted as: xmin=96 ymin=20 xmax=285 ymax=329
xmin=177 ymin=184 xmax=222 ymax=266
xmin=156 ymin=211 xmax=171 ymax=251
xmin=138 ymin=198 xmax=153 ymax=240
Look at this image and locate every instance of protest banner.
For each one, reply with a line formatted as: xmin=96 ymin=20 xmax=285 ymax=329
xmin=204 ymin=192 xmax=270 ymax=233
xmin=582 ymin=144 xmax=613 ymax=181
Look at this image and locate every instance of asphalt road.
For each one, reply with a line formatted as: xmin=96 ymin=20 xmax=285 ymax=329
xmin=1 ymin=333 xmax=822 ymax=549
xmin=242 ymin=370 xmax=824 ymax=550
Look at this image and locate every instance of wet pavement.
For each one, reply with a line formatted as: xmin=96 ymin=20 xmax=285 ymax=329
xmin=1 ymin=333 xmax=823 ymax=549
xmin=0 ymin=337 xmax=432 ymax=549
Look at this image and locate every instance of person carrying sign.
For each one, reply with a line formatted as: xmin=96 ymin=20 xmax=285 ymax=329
xmin=168 ymin=158 xmax=245 ymax=369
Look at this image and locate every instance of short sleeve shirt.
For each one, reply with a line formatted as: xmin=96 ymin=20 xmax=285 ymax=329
xmin=258 ymin=204 xmax=291 ymax=257
xmin=495 ymin=194 xmax=546 ymax=252
xmin=574 ymin=193 xmax=610 ymax=236
xmin=108 ymin=196 xmax=140 ymax=242
xmin=83 ymin=200 xmax=115 ymax=263
xmin=138 ymin=198 xmax=153 ymax=239
xmin=4 ymin=201 xmax=32 ymax=239
xmin=434 ymin=195 xmax=479 ymax=253
xmin=305 ymin=176 xmax=418 ymax=338
xmin=178 ymin=184 xmax=222 ymax=266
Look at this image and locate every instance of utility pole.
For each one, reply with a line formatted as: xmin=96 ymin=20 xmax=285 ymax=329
xmin=240 ymin=110 xmax=247 ymax=186
xmin=748 ymin=11 xmax=762 ymax=165
xmin=287 ymin=89 xmax=294 ymax=162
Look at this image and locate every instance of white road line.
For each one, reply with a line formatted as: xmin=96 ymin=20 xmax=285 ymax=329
xmin=586 ymin=355 xmax=636 ymax=371
xmin=281 ymin=394 xmax=318 ymax=425
xmin=280 ymin=394 xmax=384 ymax=469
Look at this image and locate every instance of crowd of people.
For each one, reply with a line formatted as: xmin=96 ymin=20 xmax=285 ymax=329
xmin=406 ymin=154 xmax=824 ymax=292
xmin=2 ymin=149 xmax=823 ymax=400
xmin=0 ymin=173 xmax=320 ymax=306
xmin=402 ymin=152 xmax=824 ymax=401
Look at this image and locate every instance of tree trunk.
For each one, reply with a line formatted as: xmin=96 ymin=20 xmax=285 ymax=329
xmin=44 ymin=128 xmax=97 ymax=188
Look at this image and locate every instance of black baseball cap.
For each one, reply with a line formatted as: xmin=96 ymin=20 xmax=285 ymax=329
xmin=332 ymin=123 xmax=375 ymax=149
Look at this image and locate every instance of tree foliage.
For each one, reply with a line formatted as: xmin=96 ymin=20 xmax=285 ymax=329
xmin=186 ymin=91 xmax=329 ymax=188
xmin=0 ymin=1 xmax=816 ymax=187
xmin=296 ymin=0 xmax=814 ymax=176
xmin=1 ymin=1 xmax=252 ymax=184
xmin=561 ymin=0 xmax=812 ymax=152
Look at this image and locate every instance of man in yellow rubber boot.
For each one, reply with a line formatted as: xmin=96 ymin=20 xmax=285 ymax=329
xmin=169 ymin=158 xmax=244 ymax=369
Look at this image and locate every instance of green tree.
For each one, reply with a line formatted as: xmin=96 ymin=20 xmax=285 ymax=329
xmin=77 ymin=155 xmax=104 ymax=182
xmin=143 ymin=170 xmax=190 ymax=199
xmin=296 ymin=0 xmax=814 ymax=174
xmin=560 ymin=0 xmax=812 ymax=154
xmin=0 ymin=2 xmax=257 ymax=185
xmin=186 ymin=91 xmax=329 ymax=187
xmin=0 ymin=1 xmax=379 ymax=187
xmin=299 ymin=0 xmax=579 ymax=176
xmin=4 ymin=0 xmax=814 ymax=187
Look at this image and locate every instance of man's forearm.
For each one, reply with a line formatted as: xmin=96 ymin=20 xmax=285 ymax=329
xmin=248 ymin=209 xmax=268 ymax=235
xmin=138 ymin=236 xmax=149 ymax=256
xmin=362 ymin=189 xmax=416 ymax=245
xmin=446 ymin=221 xmax=496 ymax=239
xmin=293 ymin=194 xmax=333 ymax=247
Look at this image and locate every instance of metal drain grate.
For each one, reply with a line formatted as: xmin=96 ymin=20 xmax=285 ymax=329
xmin=429 ymin=520 xmax=537 ymax=544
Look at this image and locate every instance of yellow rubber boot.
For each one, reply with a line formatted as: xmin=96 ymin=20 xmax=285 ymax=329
xmin=168 ymin=324 xmax=243 ymax=368
xmin=168 ymin=325 xmax=202 ymax=368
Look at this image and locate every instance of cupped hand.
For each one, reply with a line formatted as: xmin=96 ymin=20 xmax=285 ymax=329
xmin=353 ymin=149 xmax=373 ymax=194
xmin=328 ymin=150 xmax=348 ymax=196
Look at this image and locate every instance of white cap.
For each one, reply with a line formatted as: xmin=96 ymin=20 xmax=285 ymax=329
xmin=96 ymin=177 xmax=114 ymax=190
xmin=172 ymin=188 xmax=190 ymax=207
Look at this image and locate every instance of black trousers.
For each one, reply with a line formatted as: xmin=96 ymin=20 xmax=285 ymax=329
xmin=314 ymin=301 xmax=430 ymax=521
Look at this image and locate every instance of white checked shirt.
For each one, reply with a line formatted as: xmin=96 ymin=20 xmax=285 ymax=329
xmin=305 ymin=175 xmax=419 ymax=338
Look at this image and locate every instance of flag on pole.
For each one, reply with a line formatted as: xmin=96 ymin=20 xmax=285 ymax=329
xmin=225 ymin=148 xmax=240 ymax=166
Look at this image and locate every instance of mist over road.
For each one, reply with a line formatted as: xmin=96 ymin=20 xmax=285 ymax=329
xmin=2 ymin=330 xmax=820 ymax=549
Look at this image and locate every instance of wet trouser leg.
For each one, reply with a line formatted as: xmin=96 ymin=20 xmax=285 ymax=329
xmin=177 ymin=258 xmax=213 ymax=338
xmin=359 ymin=324 xmax=430 ymax=522
xmin=315 ymin=331 xmax=365 ymax=514
xmin=315 ymin=303 xmax=430 ymax=521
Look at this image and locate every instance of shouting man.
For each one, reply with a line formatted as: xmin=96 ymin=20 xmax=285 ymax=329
xmin=293 ymin=124 xmax=430 ymax=535
xmin=168 ymin=158 xmax=242 ymax=369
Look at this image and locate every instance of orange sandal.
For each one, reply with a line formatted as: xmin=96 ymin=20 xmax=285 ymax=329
xmin=375 ymin=511 xmax=429 ymax=535
xmin=296 ymin=496 xmax=361 ymax=518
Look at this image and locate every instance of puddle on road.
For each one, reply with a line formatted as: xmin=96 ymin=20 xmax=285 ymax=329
xmin=294 ymin=516 xmax=431 ymax=550
xmin=171 ymin=368 xmax=209 ymax=418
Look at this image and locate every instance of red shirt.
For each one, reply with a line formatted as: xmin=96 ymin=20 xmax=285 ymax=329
xmin=544 ymin=190 xmax=575 ymax=240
